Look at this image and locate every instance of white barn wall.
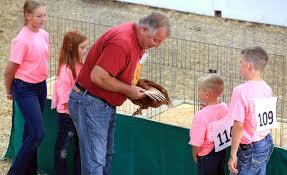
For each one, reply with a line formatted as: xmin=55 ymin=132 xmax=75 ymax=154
xmin=116 ymin=0 xmax=287 ymax=27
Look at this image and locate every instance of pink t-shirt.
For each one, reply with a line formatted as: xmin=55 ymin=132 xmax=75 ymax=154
xmin=51 ymin=64 xmax=82 ymax=114
xmin=228 ymin=80 xmax=272 ymax=144
xmin=189 ymin=102 xmax=228 ymax=156
xmin=9 ymin=26 xmax=49 ymax=83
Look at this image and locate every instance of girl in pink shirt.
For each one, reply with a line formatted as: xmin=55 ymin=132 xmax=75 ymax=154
xmin=189 ymin=73 xmax=228 ymax=175
xmin=228 ymin=47 xmax=274 ymax=175
xmin=51 ymin=31 xmax=88 ymax=175
xmin=4 ymin=1 xmax=49 ymax=174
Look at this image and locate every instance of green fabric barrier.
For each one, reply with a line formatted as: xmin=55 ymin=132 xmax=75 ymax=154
xmin=4 ymin=100 xmax=287 ymax=175
xmin=5 ymin=100 xmax=74 ymax=174
xmin=112 ymin=114 xmax=197 ymax=175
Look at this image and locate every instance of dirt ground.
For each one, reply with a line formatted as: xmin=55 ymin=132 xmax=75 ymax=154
xmin=0 ymin=1 xmax=22 ymax=173
xmin=1 ymin=0 xmax=287 ymax=174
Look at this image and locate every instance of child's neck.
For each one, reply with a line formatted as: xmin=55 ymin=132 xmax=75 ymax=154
xmin=245 ymin=71 xmax=262 ymax=81
xmin=25 ymin=24 xmax=40 ymax=32
xmin=206 ymin=99 xmax=219 ymax=106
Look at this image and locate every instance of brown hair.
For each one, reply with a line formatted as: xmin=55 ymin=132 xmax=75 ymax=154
xmin=241 ymin=46 xmax=268 ymax=71
xmin=198 ymin=73 xmax=224 ymax=97
xmin=57 ymin=31 xmax=87 ymax=79
xmin=23 ymin=0 xmax=46 ymax=25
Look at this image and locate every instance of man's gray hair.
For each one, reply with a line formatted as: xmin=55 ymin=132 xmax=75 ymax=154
xmin=138 ymin=12 xmax=171 ymax=36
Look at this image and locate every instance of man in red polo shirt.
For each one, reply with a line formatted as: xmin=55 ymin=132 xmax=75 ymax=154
xmin=68 ymin=12 xmax=170 ymax=175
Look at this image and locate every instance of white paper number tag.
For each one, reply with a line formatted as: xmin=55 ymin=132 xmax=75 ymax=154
xmin=211 ymin=117 xmax=234 ymax=152
xmin=254 ymin=97 xmax=277 ymax=132
xmin=139 ymin=53 xmax=149 ymax=64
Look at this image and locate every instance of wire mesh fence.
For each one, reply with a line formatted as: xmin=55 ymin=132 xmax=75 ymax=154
xmin=2 ymin=0 xmax=287 ymax=147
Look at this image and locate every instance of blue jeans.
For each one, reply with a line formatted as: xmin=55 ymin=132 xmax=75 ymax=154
xmin=236 ymin=134 xmax=274 ymax=175
xmin=54 ymin=113 xmax=81 ymax=175
xmin=197 ymin=149 xmax=226 ymax=175
xmin=68 ymin=89 xmax=116 ymax=175
xmin=8 ymin=79 xmax=47 ymax=175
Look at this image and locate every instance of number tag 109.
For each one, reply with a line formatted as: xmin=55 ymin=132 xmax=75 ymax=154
xmin=254 ymin=97 xmax=278 ymax=132
xmin=211 ymin=117 xmax=234 ymax=152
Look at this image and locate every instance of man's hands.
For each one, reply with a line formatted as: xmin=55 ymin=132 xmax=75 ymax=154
xmin=128 ymin=85 xmax=145 ymax=100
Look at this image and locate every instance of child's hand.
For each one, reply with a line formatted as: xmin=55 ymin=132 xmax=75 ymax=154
xmin=228 ymin=155 xmax=238 ymax=174
xmin=64 ymin=103 xmax=68 ymax=110
xmin=192 ymin=151 xmax=198 ymax=163
xmin=6 ymin=94 xmax=13 ymax=100
xmin=192 ymin=146 xmax=200 ymax=163
xmin=193 ymin=155 xmax=198 ymax=163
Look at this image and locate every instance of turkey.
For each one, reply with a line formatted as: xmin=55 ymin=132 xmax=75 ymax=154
xmin=130 ymin=79 xmax=172 ymax=116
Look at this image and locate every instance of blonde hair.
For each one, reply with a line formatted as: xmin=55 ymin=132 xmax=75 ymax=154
xmin=23 ymin=0 xmax=46 ymax=25
xmin=198 ymin=73 xmax=224 ymax=97
xmin=241 ymin=46 xmax=268 ymax=71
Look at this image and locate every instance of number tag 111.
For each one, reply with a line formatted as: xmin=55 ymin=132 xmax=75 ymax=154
xmin=254 ymin=97 xmax=277 ymax=132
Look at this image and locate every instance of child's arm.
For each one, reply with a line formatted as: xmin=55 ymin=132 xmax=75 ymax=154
xmin=192 ymin=146 xmax=201 ymax=162
xmin=4 ymin=61 xmax=19 ymax=100
xmin=56 ymin=66 xmax=76 ymax=111
xmin=189 ymin=112 xmax=206 ymax=163
xmin=228 ymin=121 xmax=244 ymax=174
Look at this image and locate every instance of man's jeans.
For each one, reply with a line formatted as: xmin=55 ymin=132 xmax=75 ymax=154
xmin=236 ymin=134 xmax=274 ymax=175
xmin=54 ymin=113 xmax=81 ymax=175
xmin=8 ymin=79 xmax=46 ymax=175
xmin=68 ymin=89 xmax=116 ymax=175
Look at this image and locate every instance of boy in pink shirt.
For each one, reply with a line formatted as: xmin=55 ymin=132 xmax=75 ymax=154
xmin=51 ymin=31 xmax=88 ymax=175
xmin=189 ymin=73 xmax=228 ymax=175
xmin=228 ymin=46 xmax=274 ymax=175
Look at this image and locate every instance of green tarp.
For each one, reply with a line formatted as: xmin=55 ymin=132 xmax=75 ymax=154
xmin=4 ymin=100 xmax=287 ymax=174
xmin=5 ymin=100 xmax=75 ymax=174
